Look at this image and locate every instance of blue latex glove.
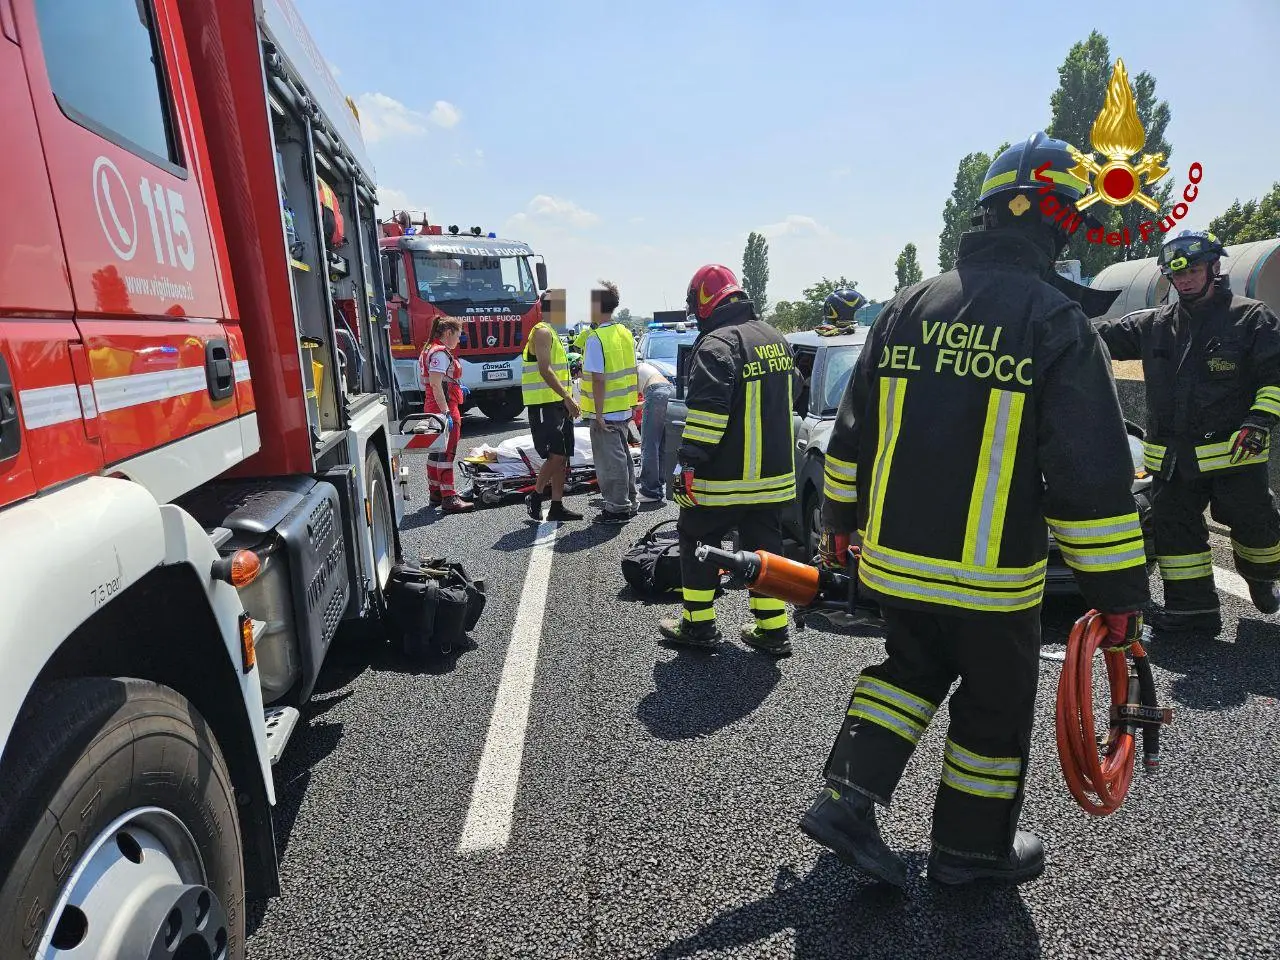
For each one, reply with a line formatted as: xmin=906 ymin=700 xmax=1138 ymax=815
xmin=460 ymin=385 xmax=472 ymax=401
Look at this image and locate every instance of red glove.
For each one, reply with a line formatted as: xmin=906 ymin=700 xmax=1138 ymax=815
xmin=1230 ymin=421 xmax=1270 ymax=464
xmin=818 ymin=529 xmax=851 ymax=570
xmin=672 ymin=464 xmax=698 ymax=507
xmin=1102 ymin=611 xmax=1143 ymax=649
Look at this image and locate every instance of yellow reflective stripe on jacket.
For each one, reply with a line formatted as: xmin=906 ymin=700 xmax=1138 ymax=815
xmin=1232 ymin=538 xmax=1280 ymax=565
xmin=687 ymin=474 xmax=794 ymax=506
xmin=1143 ymin=441 xmax=1167 ymax=473
xmin=579 ymin=324 xmax=638 ymax=415
xmin=743 ymin=379 xmax=763 ymax=481
xmin=1252 ymin=385 xmax=1280 ymax=418
xmin=685 ymin=408 xmax=728 ymax=429
xmin=521 ymin=322 xmax=571 ymax=405
xmin=1156 ymin=551 xmax=1213 ymax=581
xmin=866 ymin=377 xmax=907 ymax=544
xmin=941 ymin=739 xmax=1022 ymax=800
xmin=860 ymin=541 xmax=1046 ymax=589
xmin=824 ymin=453 xmax=858 ymax=504
xmin=1046 ymin=512 xmax=1147 ymax=574
xmin=682 ymin=425 xmax=724 ymax=445
xmin=1197 ymin=435 xmax=1270 ymax=472
xmin=859 ymin=551 xmax=1044 ymax=613
xmin=963 ymin=388 xmax=1025 ymax=568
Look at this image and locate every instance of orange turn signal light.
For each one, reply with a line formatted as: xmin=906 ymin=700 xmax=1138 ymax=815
xmin=239 ymin=613 xmax=256 ymax=674
xmin=212 ymin=549 xmax=262 ymax=588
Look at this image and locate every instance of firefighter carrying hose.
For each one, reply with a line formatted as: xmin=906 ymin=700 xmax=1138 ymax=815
xmin=801 ymin=132 xmax=1151 ymax=887
xmin=658 ymin=265 xmax=798 ymax=656
xmin=1093 ymin=231 xmax=1280 ymax=635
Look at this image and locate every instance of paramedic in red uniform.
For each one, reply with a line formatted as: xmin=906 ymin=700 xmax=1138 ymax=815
xmin=421 ymin=318 xmax=474 ymax=513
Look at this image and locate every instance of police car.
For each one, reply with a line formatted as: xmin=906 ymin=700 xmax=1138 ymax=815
xmin=665 ymin=327 xmax=1155 ymax=595
xmin=637 ymin=320 xmax=699 ymax=383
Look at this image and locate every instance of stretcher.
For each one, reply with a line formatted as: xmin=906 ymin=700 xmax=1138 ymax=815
xmin=458 ymin=424 xmax=642 ymax=506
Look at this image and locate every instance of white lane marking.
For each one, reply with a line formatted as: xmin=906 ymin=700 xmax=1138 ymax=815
xmin=458 ymin=520 xmax=559 ymax=853
xmin=1213 ymin=564 xmax=1251 ymax=603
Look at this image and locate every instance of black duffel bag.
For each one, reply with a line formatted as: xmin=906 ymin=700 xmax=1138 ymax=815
xmin=620 ymin=519 xmax=684 ymax=599
xmin=386 ymin=558 xmax=487 ymax=657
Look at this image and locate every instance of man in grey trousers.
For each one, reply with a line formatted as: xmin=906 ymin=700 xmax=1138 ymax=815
xmin=583 ymin=282 xmax=640 ymax=523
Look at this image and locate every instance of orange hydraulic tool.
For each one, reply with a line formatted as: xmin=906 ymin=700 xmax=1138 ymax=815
xmin=693 ymin=543 xmax=883 ymax=630
xmin=1056 ymin=611 xmax=1173 ymax=815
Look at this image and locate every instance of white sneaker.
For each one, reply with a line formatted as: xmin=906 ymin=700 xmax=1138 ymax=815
xmin=639 ymin=491 xmax=664 ymax=503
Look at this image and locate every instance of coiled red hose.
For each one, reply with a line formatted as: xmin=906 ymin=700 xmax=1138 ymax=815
xmin=1055 ymin=611 xmax=1144 ymax=816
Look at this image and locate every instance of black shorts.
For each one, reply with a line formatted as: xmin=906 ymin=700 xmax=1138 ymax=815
xmin=529 ymin=400 xmax=575 ymax=458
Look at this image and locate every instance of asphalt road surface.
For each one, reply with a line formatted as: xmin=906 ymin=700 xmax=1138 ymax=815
xmin=246 ymin=411 xmax=1280 ymax=960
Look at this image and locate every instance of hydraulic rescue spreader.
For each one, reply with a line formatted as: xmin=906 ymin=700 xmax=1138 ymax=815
xmin=695 ymin=543 xmax=1174 ymax=816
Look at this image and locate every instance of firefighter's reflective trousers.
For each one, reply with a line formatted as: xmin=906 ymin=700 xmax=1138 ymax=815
xmin=677 ymin=506 xmax=789 ymax=633
xmin=1152 ymin=463 xmax=1280 ymax=614
xmin=824 ymin=603 xmax=1040 ymax=859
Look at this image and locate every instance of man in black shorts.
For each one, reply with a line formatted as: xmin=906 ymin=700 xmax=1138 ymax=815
xmin=522 ymin=318 xmax=584 ymax=522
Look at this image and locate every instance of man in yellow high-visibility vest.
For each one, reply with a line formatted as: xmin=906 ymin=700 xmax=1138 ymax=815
xmin=582 ymin=282 xmax=639 ymax=523
xmin=521 ymin=317 xmax=582 ymax=522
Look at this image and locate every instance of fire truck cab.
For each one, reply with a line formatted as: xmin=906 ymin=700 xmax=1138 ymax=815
xmin=0 ymin=1 xmax=418 ymax=956
xmin=379 ymin=225 xmax=550 ymax=422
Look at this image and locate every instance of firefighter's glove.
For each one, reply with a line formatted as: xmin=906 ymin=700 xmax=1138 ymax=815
xmin=672 ymin=464 xmax=698 ymax=508
xmin=818 ymin=529 xmax=851 ymax=571
xmin=1102 ymin=611 xmax=1143 ymax=651
xmin=1230 ymin=419 xmax=1270 ymax=464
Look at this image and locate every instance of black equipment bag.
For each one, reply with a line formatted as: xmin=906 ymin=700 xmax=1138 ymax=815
xmin=620 ymin=519 xmax=683 ymax=599
xmin=386 ymin=558 xmax=487 ymax=657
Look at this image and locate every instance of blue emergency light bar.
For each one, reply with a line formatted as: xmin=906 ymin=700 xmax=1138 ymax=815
xmin=648 ymin=321 xmax=691 ymax=330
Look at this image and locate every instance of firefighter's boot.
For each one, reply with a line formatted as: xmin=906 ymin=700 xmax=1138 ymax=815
xmin=1146 ymin=605 xmax=1223 ymax=636
xmin=740 ymin=624 xmax=792 ymax=658
xmin=799 ymin=785 xmax=907 ymax=887
xmin=658 ymin=617 xmax=722 ymax=650
xmin=1246 ymin=578 xmax=1280 ymax=615
xmin=927 ymin=830 xmax=1045 ymax=886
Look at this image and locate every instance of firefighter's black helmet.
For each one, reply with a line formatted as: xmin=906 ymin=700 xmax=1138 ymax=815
xmin=979 ymin=132 xmax=1089 ymax=207
xmin=977 ymin=131 xmax=1099 ymax=233
xmin=1158 ymin=230 xmax=1227 ymax=277
xmin=823 ymin=287 xmax=866 ymax=324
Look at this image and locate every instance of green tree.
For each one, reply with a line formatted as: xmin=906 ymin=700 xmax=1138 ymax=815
xmin=1046 ymin=32 xmax=1175 ymax=274
xmin=742 ymin=231 xmax=770 ymax=315
xmin=937 ymin=144 xmax=1010 ymax=272
xmin=1209 ymin=182 xmax=1280 ymax=245
xmin=894 ymin=243 xmax=924 ymax=292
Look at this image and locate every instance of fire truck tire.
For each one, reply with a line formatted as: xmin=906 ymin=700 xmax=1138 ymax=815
xmin=0 ymin=678 xmax=245 ymax=960
xmin=475 ymin=390 xmax=524 ymax=423
xmin=366 ymin=447 xmax=396 ymax=604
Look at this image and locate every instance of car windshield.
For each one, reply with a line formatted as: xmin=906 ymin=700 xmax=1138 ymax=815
xmin=820 ymin=345 xmax=864 ymax=414
xmin=412 ymin=253 xmax=538 ymax=304
xmin=644 ymin=331 xmax=697 ymax=361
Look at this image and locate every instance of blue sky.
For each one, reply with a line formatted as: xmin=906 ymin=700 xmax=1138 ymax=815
xmin=296 ymin=0 xmax=1280 ymax=321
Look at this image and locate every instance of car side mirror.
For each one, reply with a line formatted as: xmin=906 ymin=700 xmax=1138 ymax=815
xmin=535 ymin=261 xmax=548 ymax=291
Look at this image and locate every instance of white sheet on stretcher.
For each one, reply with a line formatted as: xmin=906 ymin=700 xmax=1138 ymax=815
xmin=469 ymin=427 xmax=638 ymax=478
xmin=469 ymin=427 xmax=594 ymax=478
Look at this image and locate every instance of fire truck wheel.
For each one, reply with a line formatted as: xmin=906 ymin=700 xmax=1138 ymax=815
xmin=0 ymin=678 xmax=245 ymax=960
xmin=475 ymin=390 xmax=525 ymax=423
xmin=366 ymin=448 xmax=396 ymax=602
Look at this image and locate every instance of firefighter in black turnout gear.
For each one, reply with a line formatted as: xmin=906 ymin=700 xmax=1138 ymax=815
xmin=1094 ymin=231 xmax=1280 ymax=634
xmin=658 ymin=264 xmax=798 ymax=657
xmin=800 ymin=132 xmax=1151 ymax=887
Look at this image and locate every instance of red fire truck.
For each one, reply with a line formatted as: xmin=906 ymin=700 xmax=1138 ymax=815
xmin=379 ymin=222 xmax=550 ymax=422
xmin=0 ymin=1 xmax=426 ymax=955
